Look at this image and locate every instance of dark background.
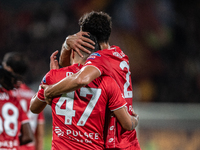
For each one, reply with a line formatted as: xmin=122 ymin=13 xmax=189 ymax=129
xmin=1 ymin=0 xmax=200 ymax=103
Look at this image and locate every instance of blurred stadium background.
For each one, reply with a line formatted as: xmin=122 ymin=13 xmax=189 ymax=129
xmin=0 ymin=0 xmax=200 ymax=149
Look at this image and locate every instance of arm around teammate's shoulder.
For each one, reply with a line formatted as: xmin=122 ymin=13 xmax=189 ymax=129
xmin=44 ymin=65 xmax=101 ymax=99
xmin=75 ymin=65 xmax=101 ymax=85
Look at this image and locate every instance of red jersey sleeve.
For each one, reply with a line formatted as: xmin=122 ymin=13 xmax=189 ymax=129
xmin=85 ymin=51 xmax=112 ymax=76
xmin=36 ymin=87 xmax=45 ymax=102
xmin=37 ymin=70 xmax=53 ymax=102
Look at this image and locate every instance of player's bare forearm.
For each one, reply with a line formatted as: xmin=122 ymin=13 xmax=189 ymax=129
xmin=30 ymin=94 xmax=47 ymax=114
xmin=43 ymin=73 xmax=84 ymax=100
xmin=114 ymin=106 xmax=139 ymax=131
xmin=59 ymin=42 xmax=71 ymax=67
xmin=131 ymin=114 xmax=139 ymax=130
xmin=44 ymin=65 xmax=101 ymax=99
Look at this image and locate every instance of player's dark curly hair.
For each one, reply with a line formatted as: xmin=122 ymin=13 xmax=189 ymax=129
xmin=3 ymin=52 xmax=28 ymax=76
xmin=79 ymin=11 xmax=112 ymax=43
xmin=83 ymin=33 xmax=100 ymax=52
xmin=0 ymin=65 xmax=17 ymax=90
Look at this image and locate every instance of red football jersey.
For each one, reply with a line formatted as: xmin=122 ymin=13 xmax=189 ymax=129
xmin=37 ymin=63 xmax=126 ymax=150
xmin=84 ymin=45 xmax=141 ymax=149
xmin=10 ymin=84 xmax=45 ymax=150
xmin=0 ymin=88 xmax=29 ymax=150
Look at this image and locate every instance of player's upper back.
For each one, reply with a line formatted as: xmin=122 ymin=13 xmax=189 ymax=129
xmin=85 ymin=45 xmax=133 ymax=99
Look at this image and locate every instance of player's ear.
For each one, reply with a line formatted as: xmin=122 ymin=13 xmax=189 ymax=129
xmin=71 ymin=49 xmax=75 ymax=59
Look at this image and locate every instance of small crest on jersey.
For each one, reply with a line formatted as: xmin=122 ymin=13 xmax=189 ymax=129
xmin=87 ymin=53 xmax=101 ymax=60
xmin=87 ymin=55 xmax=95 ymax=60
xmin=42 ymin=76 xmax=46 ymax=84
xmin=113 ymin=52 xmax=123 ymax=58
xmin=90 ymin=52 xmax=101 ymax=57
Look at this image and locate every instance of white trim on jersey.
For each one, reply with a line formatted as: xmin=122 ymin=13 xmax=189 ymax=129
xmin=36 ymin=96 xmax=46 ymax=102
xmin=111 ymin=103 xmax=127 ymax=111
xmin=21 ymin=119 xmax=30 ymax=124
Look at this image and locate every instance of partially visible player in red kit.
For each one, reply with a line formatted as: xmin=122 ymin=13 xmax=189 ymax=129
xmin=0 ymin=65 xmax=33 ymax=149
xmin=30 ymin=34 xmax=139 ymax=150
xmin=43 ymin=11 xmax=141 ymax=150
xmin=2 ymin=52 xmax=45 ymax=150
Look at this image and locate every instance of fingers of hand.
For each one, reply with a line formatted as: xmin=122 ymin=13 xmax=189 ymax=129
xmin=75 ymin=45 xmax=91 ymax=55
xmin=74 ymin=48 xmax=83 ymax=57
xmin=41 ymin=85 xmax=45 ymax=89
xmin=82 ymin=37 xmax=95 ymax=46
xmin=51 ymin=50 xmax=58 ymax=57
xmin=80 ymin=31 xmax=88 ymax=35
xmin=46 ymin=99 xmax=52 ymax=105
xmin=76 ymin=40 xmax=93 ymax=53
xmin=77 ymin=32 xmax=95 ymax=46
xmin=81 ymin=41 xmax=95 ymax=49
xmin=78 ymin=31 xmax=88 ymax=36
xmin=134 ymin=115 xmax=139 ymax=121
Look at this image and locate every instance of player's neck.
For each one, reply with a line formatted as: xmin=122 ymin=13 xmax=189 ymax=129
xmin=71 ymin=50 xmax=87 ymax=65
xmin=100 ymin=42 xmax=110 ymax=50
xmin=72 ymin=58 xmax=86 ymax=66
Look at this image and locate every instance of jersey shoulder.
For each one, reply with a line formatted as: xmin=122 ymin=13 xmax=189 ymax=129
xmin=98 ymin=45 xmax=129 ymax=60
